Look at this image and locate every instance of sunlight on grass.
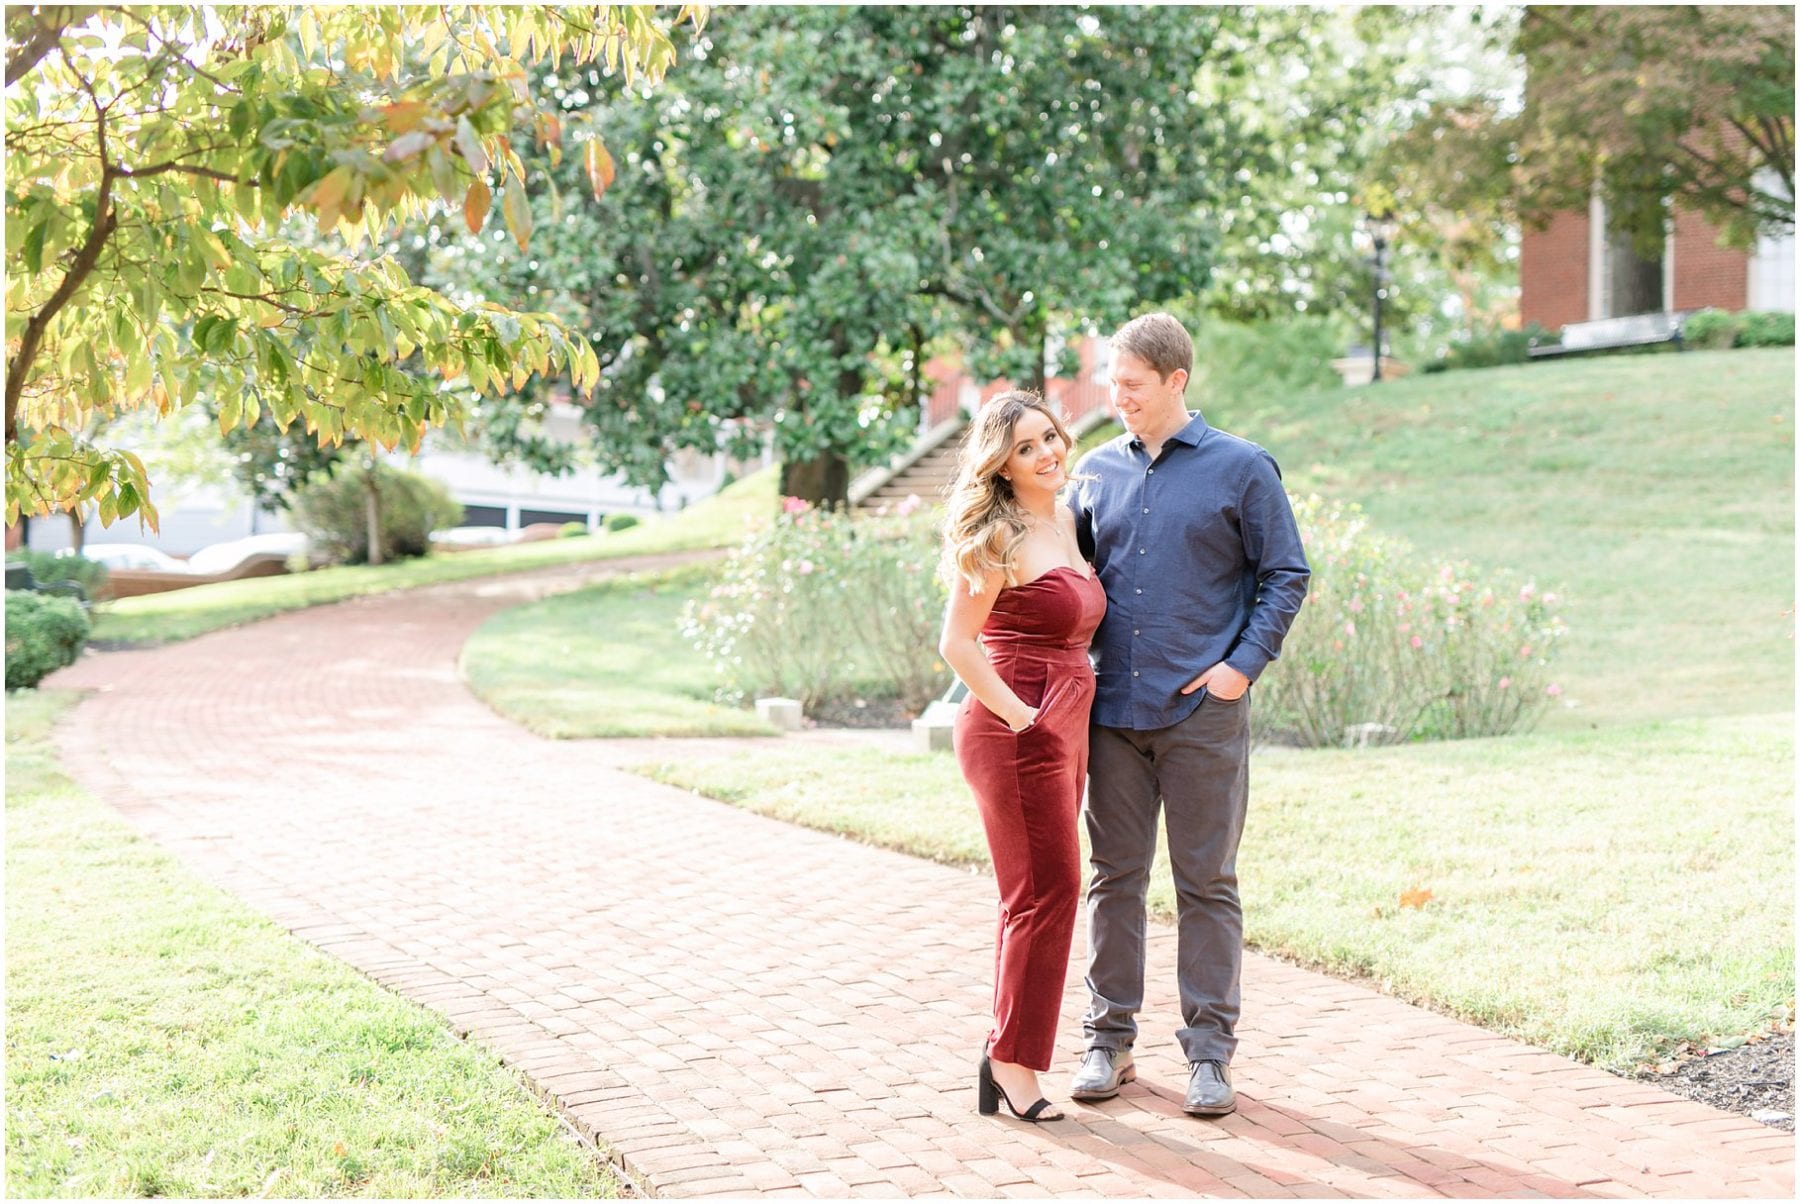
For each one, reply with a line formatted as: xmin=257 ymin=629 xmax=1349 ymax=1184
xmin=637 ymin=709 xmax=1793 ymax=1070
xmin=5 ymin=692 xmax=619 ymax=1199
xmin=462 ymin=565 xmax=776 ymax=738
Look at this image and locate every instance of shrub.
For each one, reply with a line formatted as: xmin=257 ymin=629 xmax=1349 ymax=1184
xmin=1257 ymin=495 xmax=1568 ymax=747
xmin=1682 ymin=309 xmax=1793 ymax=350
xmin=605 ymin=513 xmax=640 ymax=532
xmin=291 ymin=463 xmax=463 ymax=565
xmin=8 ymin=549 xmax=108 ymax=597
xmin=6 ymin=591 xmax=92 ymax=689
xmin=1737 ymin=310 xmax=1794 ymax=348
xmin=1683 ymin=308 xmax=1739 ymax=350
xmin=559 ymin=521 xmax=589 ymax=538
xmin=1425 ymin=324 xmax=1558 ymax=373
xmin=681 ymin=497 xmax=949 ymax=713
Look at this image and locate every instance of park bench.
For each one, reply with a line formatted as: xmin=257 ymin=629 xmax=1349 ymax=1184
xmin=5 ymin=560 xmax=89 ymax=606
xmin=1529 ymin=311 xmax=1688 ymax=359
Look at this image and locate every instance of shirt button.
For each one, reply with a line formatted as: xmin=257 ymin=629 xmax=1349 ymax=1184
xmin=1132 ymin=670 xmax=1140 ymax=677
xmin=1147 ymin=468 xmax=1155 ymax=475
xmin=1134 ymin=588 xmax=1142 ymax=595
xmin=1134 ymin=629 xmax=1140 ymax=636
xmin=1138 ymin=548 xmax=1145 ymax=554
xmin=1142 ymin=507 xmax=1149 ymax=514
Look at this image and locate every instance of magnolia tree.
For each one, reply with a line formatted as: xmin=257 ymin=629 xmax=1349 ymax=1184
xmin=4 ymin=4 xmax=703 ymax=530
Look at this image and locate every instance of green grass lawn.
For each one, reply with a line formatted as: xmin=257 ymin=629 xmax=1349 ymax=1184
xmin=637 ymin=708 xmax=1793 ymax=1070
xmin=461 ymin=565 xmax=776 ymax=738
xmin=89 ymin=467 xmax=776 ymax=646
xmin=5 ymin=691 xmax=619 ymax=1199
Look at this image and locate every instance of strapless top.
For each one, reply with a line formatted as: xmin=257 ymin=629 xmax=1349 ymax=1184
xmin=979 ymin=565 xmax=1107 ymax=654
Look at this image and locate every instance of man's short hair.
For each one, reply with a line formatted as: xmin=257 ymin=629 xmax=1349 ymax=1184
xmin=1112 ymin=313 xmax=1193 ymax=386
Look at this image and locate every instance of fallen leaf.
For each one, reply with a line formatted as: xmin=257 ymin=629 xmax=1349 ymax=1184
xmin=1399 ymin=886 xmax=1433 ymax=910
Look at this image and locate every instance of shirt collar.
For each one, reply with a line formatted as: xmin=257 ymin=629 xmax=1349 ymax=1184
xmin=1129 ymin=410 xmax=1210 ymax=451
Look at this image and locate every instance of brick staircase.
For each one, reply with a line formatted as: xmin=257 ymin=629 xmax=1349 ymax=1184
xmin=851 ymin=420 xmax=967 ymax=513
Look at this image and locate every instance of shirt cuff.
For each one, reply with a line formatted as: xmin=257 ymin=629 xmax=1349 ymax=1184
xmin=1224 ymin=644 xmax=1273 ymax=683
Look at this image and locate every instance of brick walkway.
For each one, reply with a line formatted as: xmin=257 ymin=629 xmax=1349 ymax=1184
xmin=49 ymin=559 xmax=1793 ymax=1199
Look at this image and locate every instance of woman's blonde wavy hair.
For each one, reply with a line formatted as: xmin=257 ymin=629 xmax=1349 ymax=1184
xmin=940 ymin=390 xmax=1079 ymax=596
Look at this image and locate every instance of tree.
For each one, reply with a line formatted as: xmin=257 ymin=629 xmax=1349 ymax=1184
xmin=4 ymin=4 xmax=703 ymax=529
xmin=1383 ymin=5 xmax=1794 ymax=258
xmin=430 ymin=6 xmax=1300 ymax=508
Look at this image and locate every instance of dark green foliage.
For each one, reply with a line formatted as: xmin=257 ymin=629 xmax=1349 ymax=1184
xmin=1423 ymin=324 xmax=1559 ymax=373
xmin=5 ymin=591 xmax=92 ymax=689
xmin=1738 ymin=311 xmax=1795 ymax=348
xmin=1683 ymin=309 xmax=1741 ymax=350
xmin=7 ymin=549 xmax=108 ymax=596
xmin=291 ymin=465 xmax=463 ymax=565
xmin=1682 ymin=310 xmax=1795 ymax=351
xmin=427 ymin=7 xmax=1433 ymax=505
xmin=604 ymin=513 xmax=640 ymax=533
xmin=558 ymin=522 xmax=589 ymax=538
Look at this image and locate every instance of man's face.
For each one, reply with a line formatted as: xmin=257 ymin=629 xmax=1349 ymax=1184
xmin=1108 ymin=350 xmax=1189 ymax=439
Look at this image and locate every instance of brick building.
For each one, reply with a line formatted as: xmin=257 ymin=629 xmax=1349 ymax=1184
xmin=1521 ymin=186 xmax=1795 ymax=332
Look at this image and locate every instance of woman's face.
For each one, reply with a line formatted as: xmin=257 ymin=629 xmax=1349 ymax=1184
xmin=998 ymin=408 xmax=1068 ymax=499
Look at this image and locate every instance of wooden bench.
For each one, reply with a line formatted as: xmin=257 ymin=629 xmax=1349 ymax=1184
xmin=1529 ymin=312 xmax=1688 ymax=359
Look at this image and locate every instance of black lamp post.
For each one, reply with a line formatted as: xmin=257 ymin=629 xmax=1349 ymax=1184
xmin=1366 ymin=210 xmax=1396 ymax=383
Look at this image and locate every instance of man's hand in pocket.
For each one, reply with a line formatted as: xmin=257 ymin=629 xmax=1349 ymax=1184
xmin=1181 ymin=663 xmax=1249 ymax=701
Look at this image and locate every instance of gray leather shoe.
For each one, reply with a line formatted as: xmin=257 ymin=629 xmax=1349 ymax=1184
xmin=1184 ymin=1060 xmax=1236 ymax=1116
xmin=1069 ymin=1047 xmax=1136 ymax=1101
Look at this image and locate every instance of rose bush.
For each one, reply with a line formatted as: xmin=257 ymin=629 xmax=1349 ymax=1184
xmin=1259 ymin=495 xmax=1569 ymax=746
xmin=682 ymin=497 xmax=950 ymax=713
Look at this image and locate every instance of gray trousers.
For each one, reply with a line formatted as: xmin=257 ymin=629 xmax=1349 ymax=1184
xmin=1081 ymin=692 xmax=1251 ymax=1064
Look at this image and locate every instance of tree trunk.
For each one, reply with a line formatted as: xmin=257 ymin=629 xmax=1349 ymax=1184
xmin=779 ymin=451 xmax=852 ymax=510
xmin=362 ymin=460 xmax=385 ymax=566
xmin=67 ymin=506 xmax=85 ymax=555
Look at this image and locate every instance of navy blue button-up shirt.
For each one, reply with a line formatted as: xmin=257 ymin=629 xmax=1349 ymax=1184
xmin=1074 ymin=411 xmax=1310 ymax=731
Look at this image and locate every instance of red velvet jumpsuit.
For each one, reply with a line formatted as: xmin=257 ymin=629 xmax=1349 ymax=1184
xmin=953 ymin=565 xmax=1107 ymax=1070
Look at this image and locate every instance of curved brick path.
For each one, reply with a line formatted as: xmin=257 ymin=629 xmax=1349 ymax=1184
xmin=48 ymin=558 xmax=1793 ymax=1199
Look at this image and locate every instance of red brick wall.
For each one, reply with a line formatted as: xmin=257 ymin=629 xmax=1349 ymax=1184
xmin=1520 ymin=210 xmax=1590 ymax=331
xmin=1671 ymin=208 xmax=1749 ymax=311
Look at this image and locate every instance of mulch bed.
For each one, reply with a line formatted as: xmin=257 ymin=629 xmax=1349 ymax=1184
xmin=807 ymin=698 xmax=916 ymax=729
xmin=1634 ymin=1032 xmax=1794 ymax=1131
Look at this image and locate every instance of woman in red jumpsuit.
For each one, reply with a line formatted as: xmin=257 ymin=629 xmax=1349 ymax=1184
xmin=938 ymin=390 xmax=1106 ymax=1123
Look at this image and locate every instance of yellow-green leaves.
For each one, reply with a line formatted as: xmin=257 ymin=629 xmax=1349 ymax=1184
xmin=5 ymin=4 xmax=707 ymax=527
xmin=501 ymin=172 xmax=533 ymax=252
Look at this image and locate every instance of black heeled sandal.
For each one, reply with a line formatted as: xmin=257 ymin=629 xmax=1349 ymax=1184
xmin=978 ymin=1053 xmax=1064 ymax=1122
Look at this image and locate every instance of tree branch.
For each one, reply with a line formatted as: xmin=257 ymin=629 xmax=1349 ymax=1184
xmin=7 ymin=68 xmax=119 ymax=447
xmin=118 ymin=159 xmax=258 ymax=185
xmin=4 ymin=5 xmax=86 ymax=86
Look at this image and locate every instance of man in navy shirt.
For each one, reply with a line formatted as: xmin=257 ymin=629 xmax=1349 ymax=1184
xmin=1069 ymin=312 xmax=1310 ymax=1116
